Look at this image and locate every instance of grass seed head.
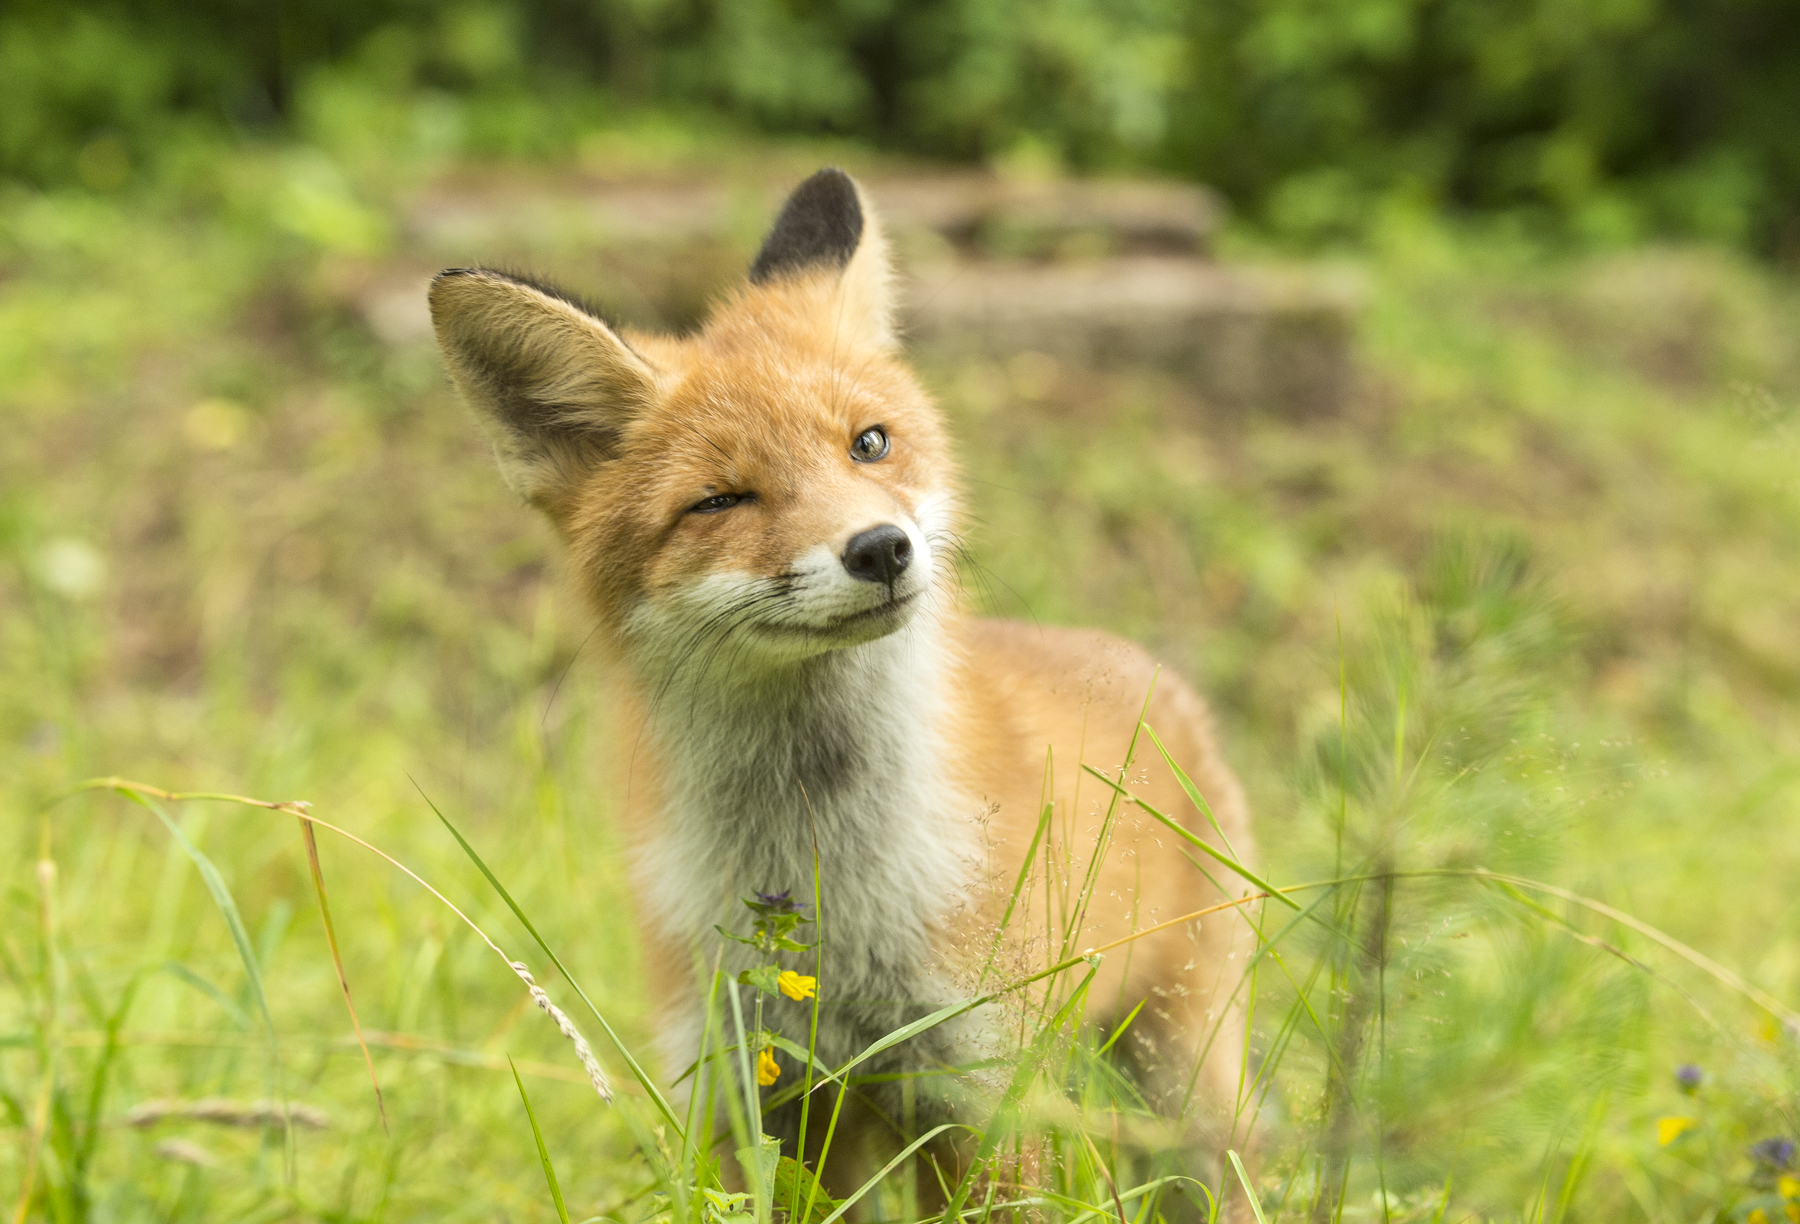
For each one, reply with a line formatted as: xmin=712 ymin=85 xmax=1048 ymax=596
xmin=511 ymin=959 xmax=613 ymax=1102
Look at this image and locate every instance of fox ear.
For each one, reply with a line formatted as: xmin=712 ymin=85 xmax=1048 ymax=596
xmin=429 ymin=269 xmax=656 ymax=508
xmin=749 ymin=168 xmax=897 ymax=350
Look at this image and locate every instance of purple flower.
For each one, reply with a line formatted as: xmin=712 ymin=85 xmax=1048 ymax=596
xmin=1749 ymin=1137 xmax=1795 ymax=1168
xmin=1674 ymin=1063 xmax=1703 ymax=1092
xmin=748 ymin=890 xmax=806 ymax=917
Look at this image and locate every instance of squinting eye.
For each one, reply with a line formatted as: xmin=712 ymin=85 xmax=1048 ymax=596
xmin=851 ymin=427 xmax=890 ymax=463
xmin=689 ymin=493 xmax=746 ymax=514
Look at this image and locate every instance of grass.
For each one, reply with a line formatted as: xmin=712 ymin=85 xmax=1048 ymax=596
xmin=3 ymin=111 xmax=1800 ymax=1221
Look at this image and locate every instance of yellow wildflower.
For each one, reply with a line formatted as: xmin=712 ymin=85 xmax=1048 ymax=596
xmin=757 ymin=1047 xmax=780 ymax=1086
xmin=778 ymin=970 xmax=817 ymax=1001
xmin=1657 ymin=1116 xmax=1697 ymax=1146
xmin=1786 ymin=1203 xmax=1799 ymax=1224
xmin=1782 ymin=1175 xmax=1800 ymax=1199
xmin=1747 ymin=1209 xmax=1768 ymax=1224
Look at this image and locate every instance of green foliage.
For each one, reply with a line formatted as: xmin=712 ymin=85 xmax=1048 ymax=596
xmin=723 ymin=892 xmax=815 ymax=960
xmin=4 ymin=0 xmax=1800 ymax=251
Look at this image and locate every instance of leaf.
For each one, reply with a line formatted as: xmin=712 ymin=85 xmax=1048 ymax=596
xmin=774 ymin=1155 xmax=841 ymax=1224
xmin=766 ymin=1032 xmax=814 ymax=1065
xmin=737 ymin=966 xmax=782 ymax=996
xmin=734 ymin=1135 xmax=781 ymax=1204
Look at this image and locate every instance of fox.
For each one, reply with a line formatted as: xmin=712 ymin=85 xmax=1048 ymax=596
xmin=428 ymin=168 xmax=1258 ymax=1201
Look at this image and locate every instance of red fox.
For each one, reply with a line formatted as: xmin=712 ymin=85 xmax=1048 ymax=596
xmin=430 ymin=169 xmax=1257 ymax=1198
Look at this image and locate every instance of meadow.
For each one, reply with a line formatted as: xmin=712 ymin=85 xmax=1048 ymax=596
xmin=3 ymin=112 xmax=1800 ymax=1222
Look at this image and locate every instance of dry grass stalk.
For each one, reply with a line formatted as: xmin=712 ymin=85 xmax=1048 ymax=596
xmin=152 ymin=1139 xmax=220 ymax=1167
xmin=125 ymin=1097 xmax=331 ymax=1130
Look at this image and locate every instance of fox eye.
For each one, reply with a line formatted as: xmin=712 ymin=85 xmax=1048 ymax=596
xmin=689 ymin=493 xmax=746 ymax=514
xmin=851 ymin=426 xmax=890 ymax=463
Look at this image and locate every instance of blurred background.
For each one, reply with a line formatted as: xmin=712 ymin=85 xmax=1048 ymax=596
xmin=7 ymin=0 xmax=1800 ymax=252
xmin=3 ymin=2 xmax=1799 ymax=1221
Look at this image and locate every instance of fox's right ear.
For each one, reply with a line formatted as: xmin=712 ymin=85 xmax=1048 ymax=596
xmin=750 ymin=168 xmax=896 ymax=351
xmin=429 ymin=268 xmax=656 ymax=508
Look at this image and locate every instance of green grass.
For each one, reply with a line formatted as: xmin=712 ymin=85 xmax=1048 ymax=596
xmin=3 ymin=120 xmax=1799 ymax=1222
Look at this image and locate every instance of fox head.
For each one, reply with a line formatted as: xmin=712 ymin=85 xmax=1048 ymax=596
xmin=429 ymin=169 xmax=959 ymax=677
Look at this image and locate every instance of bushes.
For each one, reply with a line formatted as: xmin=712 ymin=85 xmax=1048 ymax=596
xmin=1171 ymin=0 xmax=1800 ymax=251
xmin=4 ymin=0 xmax=1798 ymax=251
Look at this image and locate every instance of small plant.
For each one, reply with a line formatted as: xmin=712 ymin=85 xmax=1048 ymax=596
xmin=717 ymin=890 xmax=817 ymax=1090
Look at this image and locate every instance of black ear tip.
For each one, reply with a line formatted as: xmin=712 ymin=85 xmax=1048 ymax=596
xmin=802 ymin=166 xmax=857 ymax=196
xmin=749 ymin=167 xmax=866 ymax=285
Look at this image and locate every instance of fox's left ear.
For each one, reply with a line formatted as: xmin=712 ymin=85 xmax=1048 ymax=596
xmin=429 ymin=268 xmax=657 ymax=510
xmin=749 ymin=168 xmax=897 ymax=351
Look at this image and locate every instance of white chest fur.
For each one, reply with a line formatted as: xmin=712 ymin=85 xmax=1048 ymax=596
xmin=632 ymin=623 xmax=977 ymax=1069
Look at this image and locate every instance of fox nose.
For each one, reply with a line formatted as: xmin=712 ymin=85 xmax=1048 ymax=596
xmin=842 ymin=525 xmax=912 ymax=585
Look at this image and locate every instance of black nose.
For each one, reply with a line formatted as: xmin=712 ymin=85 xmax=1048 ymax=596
xmin=842 ymin=524 xmax=912 ymax=585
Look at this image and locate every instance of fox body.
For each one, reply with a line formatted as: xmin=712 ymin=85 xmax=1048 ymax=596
xmin=430 ymin=169 xmax=1256 ymax=1189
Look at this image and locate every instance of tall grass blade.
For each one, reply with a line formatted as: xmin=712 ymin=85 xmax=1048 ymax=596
xmin=803 ymin=996 xmax=982 ymax=1094
xmin=162 ymin=962 xmax=250 ymax=1029
xmin=1454 ymin=868 xmax=1800 ymax=1028
xmin=14 ymin=829 xmax=61 ymax=1224
xmin=1428 ymin=1175 xmax=1452 ymax=1224
xmin=300 ymin=817 xmax=387 ymax=1131
xmin=978 ymin=799 xmax=1052 ymax=988
xmin=80 ymin=779 xmax=621 ymax=1118
xmin=510 ymin=1056 xmax=573 ymax=1224
xmin=13 ymin=1066 xmax=54 ymax=1224
xmin=76 ymin=970 xmax=140 ymax=1175
xmin=724 ymin=979 xmax=771 ymax=1224
xmin=1064 ymin=673 xmax=1159 ymax=961
xmin=1080 ymin=765 xmax=1299 ymax=909
xmin=414 ymin=781 xmax=682 ymax=1134
xmin=1077 ymin=1128 xmax=1130 ymax=1224
xmin=1012 ymin=1177 xmax=1193 ymax=1224
xmin=1143 ymin=724 xmax=1240 ymax=858
xmin=809 ymin=891 xmax=1272 ymax=1097
xmin=942 ymin=963 xmax=1101 ymax=1219
xmin=1551 ymin=1094 xmax=1607 ymax=1224
xmin=1229 ymin=1150 xmax=1267 ymax=1224
xmin=816 ymin=1124 xmax=966 ymax=1224
xmin=798 ymin=784 xmax=827 ymax=1224
xmin=1094 ymin=997 xmax=1145 ymax=1057
xmin=120 ymin=788 xmax=293 ymax=1174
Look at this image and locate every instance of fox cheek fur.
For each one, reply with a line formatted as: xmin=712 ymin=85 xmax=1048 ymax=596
xmin=429 ymin=167 xmax=1259 ymax=1193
